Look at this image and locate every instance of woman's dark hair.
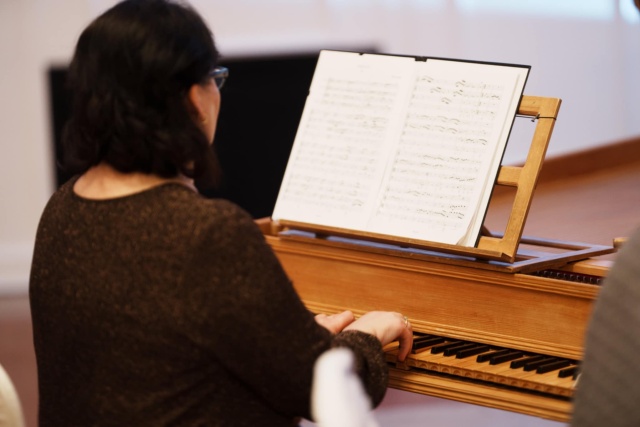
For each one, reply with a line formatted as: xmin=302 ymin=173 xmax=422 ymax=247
xmin=62 ymin=0 xmax=220 ymax=190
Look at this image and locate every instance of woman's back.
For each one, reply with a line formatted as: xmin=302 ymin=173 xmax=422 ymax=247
xmin=29 ymin=2 xmax=410 ymax=424
xmin=30 ymin=179 xmax=361 ymax=426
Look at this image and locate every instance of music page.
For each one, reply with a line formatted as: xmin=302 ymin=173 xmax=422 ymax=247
xmin=272 ymin=50 xmax=528 ymax=247
xmin=272 ymin=51 xmax=415 ymax=229
xmin=368 ymin=59 xmax=527 ymax=245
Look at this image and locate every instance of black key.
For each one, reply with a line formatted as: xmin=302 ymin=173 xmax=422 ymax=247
xmin=558 ymin=366 xmax=579 ymax=378
xmin=511 ymin=354 xmax=545 ymax=369
xmin=431 ymin=341 xmax=463 ymax=354
xmin=412 ymin=333 xmax=432 ymax=341
xmin=523 ymin=357 xmax=557 ymax=372
xmin=536 ymin=359 xmax=572 ymax=374
xmin=490 ymin=351 xmax=524 ymax=365
xmin=477 ymin=348 xmax=509 ymax=363
xmin=412 ymin=334 xmax=439 ymax=344
xmin=444 ymin=343 xmax=477 ymax=357
xmin=412 ymin=336 xmax=445 ymax=351
xmin=456 ymin=344 xmax=491 ymax=359
xmin=412 ymin=336 xmax=446 ymax=353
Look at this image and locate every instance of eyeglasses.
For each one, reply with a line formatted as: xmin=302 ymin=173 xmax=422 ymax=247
xmin=208 ymin=66 xmax=228 ymax=89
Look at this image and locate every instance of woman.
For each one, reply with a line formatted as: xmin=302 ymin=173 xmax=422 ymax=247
xmin=29 ymin=1 xmax=413 ymax=426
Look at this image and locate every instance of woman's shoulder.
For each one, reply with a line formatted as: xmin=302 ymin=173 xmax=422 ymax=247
xmin=159 ymin=187 xmax=277 ymax=267
xmin=160 ymin=185 xmax=253 ymax=222
xmin=39 ymin=177 xmax=80 ymax=218
xmin=44 ymin=179 xmax=254 ymax=230
xmin=157 ymin=185 xmax=261 ymax=237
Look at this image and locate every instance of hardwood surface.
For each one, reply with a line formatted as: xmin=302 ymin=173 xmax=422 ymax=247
xmin=1 ymin=148 xmax=639 ymax=427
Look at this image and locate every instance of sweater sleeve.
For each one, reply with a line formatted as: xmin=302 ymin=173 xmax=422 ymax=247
xmin=181 ymin=201 xmax=389 ymax=419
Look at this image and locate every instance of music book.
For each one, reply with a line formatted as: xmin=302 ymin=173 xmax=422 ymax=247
xmin=272 ymin=50 xmax=529 ymax=247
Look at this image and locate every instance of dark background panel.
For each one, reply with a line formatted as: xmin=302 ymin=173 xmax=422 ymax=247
xmin=205 ymin=52 xmax=319 ymax=218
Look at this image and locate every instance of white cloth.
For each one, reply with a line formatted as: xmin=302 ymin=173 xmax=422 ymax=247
xmin=0 ymin=364 xmax=25 ymax=427
xmin=311 ymin=348 xmax=379 ymax=427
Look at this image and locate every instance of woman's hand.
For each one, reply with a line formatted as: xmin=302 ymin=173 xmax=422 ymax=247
xmin=343 ymin=311 xmax=414 ymax=362
xmin=315 ymin=310 xmax=356 ymax=335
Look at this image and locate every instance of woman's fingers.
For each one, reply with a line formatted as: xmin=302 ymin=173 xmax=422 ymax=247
xmin=395 ymin=316 xmax=413 ymax=362
xmin=343 ymin=311 xmax=414 ymax=360
xmin=315 ymin=310 xmax=355 ymax=334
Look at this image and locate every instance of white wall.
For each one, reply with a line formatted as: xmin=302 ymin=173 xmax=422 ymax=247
xmin=2 ymin=0 xmax=640 ymax=293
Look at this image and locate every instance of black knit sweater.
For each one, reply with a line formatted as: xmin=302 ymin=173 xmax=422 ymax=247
xmin=29 ymin=179 xmax=388 ymax=426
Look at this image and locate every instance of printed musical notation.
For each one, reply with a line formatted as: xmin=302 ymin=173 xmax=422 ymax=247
xmin=272 ymin=50 xmax=529 ymax=246
xmin=370 ymin=66 xmax=514 ymax=239
xmin=275 ymin=53 xmax=407 ymax=225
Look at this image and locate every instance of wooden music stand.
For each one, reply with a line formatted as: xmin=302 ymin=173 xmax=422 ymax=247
xmin=274 ymin=95 xmax=615 ymax=270
xmin=476 ymin=96 xmax=562 ymax=261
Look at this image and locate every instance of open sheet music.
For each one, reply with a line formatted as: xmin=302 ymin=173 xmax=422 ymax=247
xmin=272 ymin=50 xmax=529 ymax=247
